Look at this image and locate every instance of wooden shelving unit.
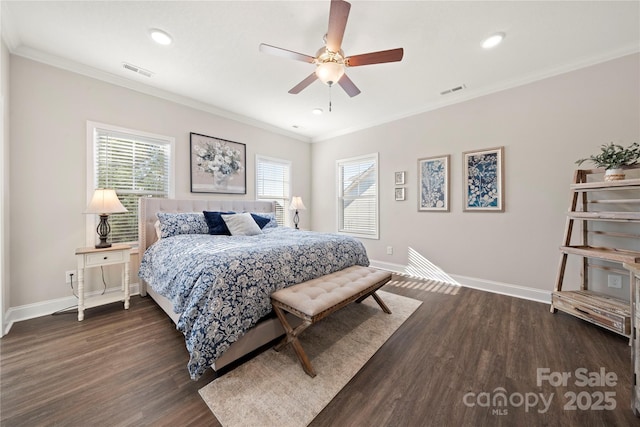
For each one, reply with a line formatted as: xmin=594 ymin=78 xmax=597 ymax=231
xmin=551 ymin=166 xmax=640 ymax=337
xmin=624 ymin=262 xmax=640 ymax=416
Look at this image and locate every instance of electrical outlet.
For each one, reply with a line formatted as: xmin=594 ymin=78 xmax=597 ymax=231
xmin=608 ymin=274 xmax=622 ymax=289
xmin=65 ymin=270 xmax=76 ymax=284
xmin=386 ymin=246 xmax=393 ymax=255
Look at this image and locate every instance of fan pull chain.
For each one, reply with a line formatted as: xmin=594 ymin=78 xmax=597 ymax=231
xmin=329 ymin=85 xmax=333 ymax=112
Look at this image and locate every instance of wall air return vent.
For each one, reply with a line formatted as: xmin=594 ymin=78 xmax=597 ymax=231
xmin=122 ymin=62 xmax=153 ymax=78
xmin=440 ymin=84 xmax=466 ymax=96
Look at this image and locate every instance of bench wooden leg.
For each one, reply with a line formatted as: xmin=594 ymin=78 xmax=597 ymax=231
xmin=372 ymin=291 xmax=392 ymax=314
xmin=272 ymin=305 xmax=317 ymax=377
xmin=355 ymin=290 xmax=392 ymax=314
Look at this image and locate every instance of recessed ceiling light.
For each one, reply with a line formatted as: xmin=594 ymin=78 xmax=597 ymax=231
xmin=312 ymin=108 xmax=323 ymax=115
xmin=481 ymin=32 xmax=505 ymax=49
xmin=150 ymin=29 xmax=173 ymax=46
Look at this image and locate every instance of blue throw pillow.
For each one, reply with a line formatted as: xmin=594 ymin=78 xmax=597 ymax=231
xmin=203 ymin=211 xmax=235 ymax=235
xmin=250 ymin=213 xmax=271 ymax=229
xmin=250 ymin=212 xmax=278 ymax=228
xmin=156 ymin=212 xmax=209 ymax=238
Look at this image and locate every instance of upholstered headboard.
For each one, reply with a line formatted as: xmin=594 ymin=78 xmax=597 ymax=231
xmin=138 ymin=198 xmax=275 ymax=255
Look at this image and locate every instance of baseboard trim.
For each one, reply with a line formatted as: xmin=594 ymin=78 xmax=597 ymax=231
xmin=370 ymin=260 xmax=551 ymax=304
xmin=3 ymin=283 xmax=141 ymax=335
xmin=3 ymin=263 xmax=553 ymax=336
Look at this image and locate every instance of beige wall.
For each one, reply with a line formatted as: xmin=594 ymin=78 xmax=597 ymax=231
xmin=311 ymin=53 xmax=640 ymax=294
xmin=6 ymin=51 xmax=640 ymax=312
xmin=9 ymin=56 xmax=311 ymax=307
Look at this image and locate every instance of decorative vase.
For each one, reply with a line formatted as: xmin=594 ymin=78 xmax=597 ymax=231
xmin=214 ymin=173 xmax=230 ymax=189
xmin=604 ymin=168 xmax=625 ymax=182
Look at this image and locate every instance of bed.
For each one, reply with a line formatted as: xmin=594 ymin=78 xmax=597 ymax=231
xmin=137 ymin=198 xmax=369 ymax=380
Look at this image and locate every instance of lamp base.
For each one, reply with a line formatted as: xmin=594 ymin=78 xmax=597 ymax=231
xmin=95 ymin=214 xmax=112 ymax=249
xmin=293 ymin=210 xmax=300 ymax=230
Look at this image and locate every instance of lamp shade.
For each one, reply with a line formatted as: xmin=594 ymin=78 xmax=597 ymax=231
xmin=85 ymin=189 xmax=128 ymax=215
xmin=289 ymin=196 xmax=306 ymax=211
xmin=315 ymin=61 xmax=345 ymax=86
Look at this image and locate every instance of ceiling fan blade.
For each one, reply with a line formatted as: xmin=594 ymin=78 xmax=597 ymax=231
xmin=326 ymin=0 xmax=351 ymax=53
xmin=338 ymin=73 xmax=361 ymax=97
xmin=345 ymin=48 xmax=404 ymax=67
xmin=259 ymin=43 xmax=315 ymax=63
xmin=288 ymin=72 xmax=318 ymax=94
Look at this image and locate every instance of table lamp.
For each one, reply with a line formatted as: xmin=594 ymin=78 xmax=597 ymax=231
xmin=289 ymin=196 xmax=306 ymax=230
xmin=85 ymin=189 xmax=128 ymax=248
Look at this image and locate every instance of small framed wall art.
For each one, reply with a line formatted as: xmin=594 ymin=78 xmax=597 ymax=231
xmin=190 ymin=132 xmax=247 ymax=194
xmin=395 ymin=187 xmax=406 ymax=201
xmin=418 ymin=155 xmax=450 ymax=211
xmin=394 ymin=171 xmax=406 ymax=185
xmin=463 ymin=146 xmax=504 ymax=212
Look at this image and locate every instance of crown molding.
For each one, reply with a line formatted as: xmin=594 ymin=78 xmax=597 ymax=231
xmin=311 ymin=44 xmax=640 ymax=142
xmin=4 ymin=19 xmax=637 ymax=145
xmin=7 ymin=44 xmax=311 ymax=144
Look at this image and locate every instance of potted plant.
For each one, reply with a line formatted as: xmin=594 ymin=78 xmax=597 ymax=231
xmin=575 ymin=142 xmax=640 ymax=181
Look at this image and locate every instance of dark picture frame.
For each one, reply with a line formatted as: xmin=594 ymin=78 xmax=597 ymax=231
xmin=190 ymin=132 xmax=247 ymax=194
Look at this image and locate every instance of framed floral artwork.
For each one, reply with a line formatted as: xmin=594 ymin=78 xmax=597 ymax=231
xmin=190 ymin=132 xmax=246 ymax=194
xmin=395 ymin=171 xmax=406 ymax=185
xmin=463 ymin=146 xmax=504 ymax=212
xmin=395 ymin=187 xmax=406 ymax=201
xmin=418 ymin=155 xmax=450 ymax=211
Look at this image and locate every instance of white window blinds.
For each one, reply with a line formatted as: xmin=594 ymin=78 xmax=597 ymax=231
xmin=337 ymin=153 xmax=379 ymax=239
xmin=89 ymin=123 xmax=173 ymax=245
xmin=256 ymin=156 xmax=291 ymax=226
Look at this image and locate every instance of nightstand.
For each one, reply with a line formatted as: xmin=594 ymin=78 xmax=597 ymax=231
xmin=75 ymin=244 xmax=131 ymax=321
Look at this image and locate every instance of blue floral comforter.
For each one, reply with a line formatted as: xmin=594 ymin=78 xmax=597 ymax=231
xmin=138 ymin=227 xmax=369 ymax=379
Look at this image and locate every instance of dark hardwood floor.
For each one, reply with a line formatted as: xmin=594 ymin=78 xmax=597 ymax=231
xmin=1 ymin=276 xmax=638 ymax=426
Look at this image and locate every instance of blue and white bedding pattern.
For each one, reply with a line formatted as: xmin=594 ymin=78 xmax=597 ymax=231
xmin=138 ymin=227 xmax=369 ymax=379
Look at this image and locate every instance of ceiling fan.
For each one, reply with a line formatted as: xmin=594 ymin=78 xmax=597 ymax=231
xmin=259 ymin=0 xmax=404 ymax=98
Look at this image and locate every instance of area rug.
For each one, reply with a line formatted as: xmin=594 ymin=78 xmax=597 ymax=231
xmin=198 ymin=290 xmax=421 ymax=427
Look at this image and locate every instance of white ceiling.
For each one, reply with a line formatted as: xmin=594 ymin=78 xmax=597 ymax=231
xmin=2 ymin=1 xmax=639 ymax=142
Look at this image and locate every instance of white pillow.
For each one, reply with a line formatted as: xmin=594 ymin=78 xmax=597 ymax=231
xmin=221 ymin=213 xmax=263 ymax=236
xmin=154 ymin=220 xmax=162 ymax=241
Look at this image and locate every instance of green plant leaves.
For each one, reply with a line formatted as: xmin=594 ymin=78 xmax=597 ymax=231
xmin=575 ymin=142 xmax=640 ymax=169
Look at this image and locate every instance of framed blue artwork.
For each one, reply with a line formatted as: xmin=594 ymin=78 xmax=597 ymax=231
xmin=463 ymin=146 xmax=504 ymax=212
xmin=418 ymin=155 xmax=450 ymax=211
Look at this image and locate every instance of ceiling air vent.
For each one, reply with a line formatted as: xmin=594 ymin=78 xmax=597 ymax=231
xmin=122 ymin=62 xmax=153 ymax=78
xmin=440 ymin=84 xmax=466 ymax=96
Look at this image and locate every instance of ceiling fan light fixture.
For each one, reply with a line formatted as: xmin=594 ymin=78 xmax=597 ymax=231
xmin=315 ymin=61 xmax=345 ymax=86
xmin=482 ymin=32 xmax=505 ymax=49
xmin=259 ymin=0 xmax=402 ymax=97
xmin=150 ymin=28 xmax=173 ymax=46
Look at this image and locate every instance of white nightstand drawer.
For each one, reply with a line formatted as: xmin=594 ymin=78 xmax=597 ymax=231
xmin=85 ymin=250 xmax=124 ymax=266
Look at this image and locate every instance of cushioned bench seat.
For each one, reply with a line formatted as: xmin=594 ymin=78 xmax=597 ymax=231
xmin=270 ymin=265 xmax=392 ymax=377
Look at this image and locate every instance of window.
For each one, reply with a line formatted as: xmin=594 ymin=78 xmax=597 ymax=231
xmin=256 ymin=155 xmax=291 ymax=226
xmin=337 ymin=153 xmax=379 ymax=239
xmin=87 ymin=122 xmax=174 ymax=247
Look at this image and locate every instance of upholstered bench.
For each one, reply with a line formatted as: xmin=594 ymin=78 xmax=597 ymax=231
xmin=270 ymin=265 xmax=392 ymax=377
